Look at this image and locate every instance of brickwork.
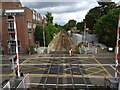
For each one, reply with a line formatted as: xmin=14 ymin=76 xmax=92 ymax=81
xmin=1 ymin=1 xmax=41 ymax=55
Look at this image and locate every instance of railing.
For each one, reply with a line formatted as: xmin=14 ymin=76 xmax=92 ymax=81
xmin=2 ymin=81 xmax=10 ymax=90
xmin=2 ymin=73 xmax=30 ymax=90
xmin=16 ymin=73 xmax=30 ymax=89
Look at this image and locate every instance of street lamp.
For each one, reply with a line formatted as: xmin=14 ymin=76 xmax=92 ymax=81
xmin=42 ymin=16 xmax=46 ymax=47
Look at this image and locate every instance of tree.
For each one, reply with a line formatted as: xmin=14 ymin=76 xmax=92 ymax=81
xmin=45 ymin=12 xmax=53 ymax=25
xmin=34 ymin=12 xmax=61 ymax=47
xmin=94 ymin=8 xmax=120 ymax=47
xmin=34 ymin=25 xmax=44 ymax=46
xmin=76 ymin=22 xmax=84 ymax=33
xmin=45 ymin=12 xmax=60 ymax=46
xmin=63 ymin=19 xmax=76 ymax=30
xmin=84 ymin=2 xmax=116 ymax=33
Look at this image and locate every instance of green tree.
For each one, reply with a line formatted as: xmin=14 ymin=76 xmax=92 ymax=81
xmin=45 ymin=12 xmax=53 ymax=25
xmin=34 ymin=25 xmax=44 ymax=46
xmin=94 ymin=8 xmax=120 ymax=47
xmin=45 ymin=12 xmax=60 ymax=46
xmin=76 ymin=22 xmax=84 ymax=33
xmin=84 ymin=2 xmax=116 ymax=33
xmin=63 ymin=19 xmax=77 ymax=30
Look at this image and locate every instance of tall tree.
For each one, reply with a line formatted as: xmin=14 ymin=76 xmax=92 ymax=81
xmin=63 ymin=19 xmax=76 ymax=30
xmin=94 ymin=8 xmax=120 ymax=47
xmin=76 ymin=22 xmax=84 ymax=33
xmin=34 ymin=25 xmax=44 ymax=46
xmin=45 ymin=12 xmax=60 ymax=46
xmin=84 ymin=2 xmax=116 ymax=33
xmin=45 ymin=12 xmax=53 ymax=25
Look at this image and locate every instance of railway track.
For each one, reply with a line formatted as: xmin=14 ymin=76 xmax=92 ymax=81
xmin=49 ymin=30 xmax=76 ymax=54
xmin=36 ymin=54 xmax=91 ymax=89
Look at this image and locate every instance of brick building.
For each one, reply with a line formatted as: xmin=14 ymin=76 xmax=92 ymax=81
xmin=1 ymin=1 xmax=42 ymax=54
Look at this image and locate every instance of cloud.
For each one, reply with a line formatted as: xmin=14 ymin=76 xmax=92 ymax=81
xmin=53 ymin=10 xmax=89 ymax=25
xmin=20 ymin=0 xmax=118 ymax=25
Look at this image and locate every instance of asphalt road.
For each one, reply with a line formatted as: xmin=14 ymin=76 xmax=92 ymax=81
xmin=1 ymin=54 xmax=120 ymax=89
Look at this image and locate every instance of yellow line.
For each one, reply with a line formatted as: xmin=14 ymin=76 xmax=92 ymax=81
xmin=81 ymin=60 xmax=98 ymax=64
xmin=87 ymin=69 xmax=105 ymax=76
xmin=91 ymin=55 xmax=112 ymax=77
xmin=83 ymin=68 xmax=103 ymax=73
xmin=70 ymin=58 xmax=90 ymax=63
xmin=84 ymin=65 xmax=99 ymax=71
xmin=29 ymin=57 xmax=90 ymax=59
xmin=0 ymin=73 xmax=112 ymax=78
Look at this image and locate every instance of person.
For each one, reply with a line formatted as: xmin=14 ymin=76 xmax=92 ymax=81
xmin=15 ymin=66 xmax=18 ymax=78
xmin=20 ymin=71 xmax=24 ymax=77
xmin=69 ymin=48 xmax=73 ymax=56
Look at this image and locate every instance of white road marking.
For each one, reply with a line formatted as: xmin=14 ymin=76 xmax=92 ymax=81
xmin=110 ymin=65 xmax=120 ymax=74
xmin=1 ymin=63 xmax=116 ymax=66
xmin=27 ymin=83 xmax=93 ymax=86
xmin=21 ymin=58 xmax=29 ymax=64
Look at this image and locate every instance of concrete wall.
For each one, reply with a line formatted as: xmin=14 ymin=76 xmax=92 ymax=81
xmin=72 ymin=34 xmax=98 ymax=44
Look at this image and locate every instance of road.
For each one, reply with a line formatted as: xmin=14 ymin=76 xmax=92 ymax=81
xmin=1 ymin=54 xmax=120 ymax=89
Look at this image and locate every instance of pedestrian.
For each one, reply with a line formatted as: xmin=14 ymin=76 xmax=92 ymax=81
xmin=69 ymin=48 xmax=73 ymax=56
xmin=20 ymin=71 xmax=24 ymax=77
xmin=15 ymin=65 xmax=18 ymax=78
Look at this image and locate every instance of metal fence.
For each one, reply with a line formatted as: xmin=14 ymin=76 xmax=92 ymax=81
xmin=16 ymin=73 xmax=30 ymax=89
xmin=3 ymin=81 xmax=10 ymax=90
xmin=80 ymin=47 xmax=97 ymax=54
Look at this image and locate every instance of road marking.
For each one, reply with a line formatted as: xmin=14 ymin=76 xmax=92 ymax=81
xmin=87 ymin=69 xmax=105 ymax=76
xmin=80 ymin=60 xmax=97 ymax=64
xmin=84 ymin=65 xmax=99 ymax=71
xmin=0 ymin=73 xmax=112 ymax=78
xmin=110 ymin=65 xmax=120 ymax=74
xmin=91 ymin=55 xmax=112 ymax=77
xmin=27 ymin=83 xmax=93 ymax=86
xmin=29 ymin=57 xmax=91 ymax=59
xmin=29 ymin=56 xmax=116 ymax=59
xmin=1 ymin=63 xmax=115 ymax=66
xmin=21 ymin=58 xmax=29 ymax=64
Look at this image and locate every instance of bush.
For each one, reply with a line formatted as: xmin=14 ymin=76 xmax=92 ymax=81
xmin=29 ymin=45 xmax=37 ymax=54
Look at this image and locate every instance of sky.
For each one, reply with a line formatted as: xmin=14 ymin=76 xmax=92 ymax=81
xmin=20 ymin=0 xmax=119 ymax=25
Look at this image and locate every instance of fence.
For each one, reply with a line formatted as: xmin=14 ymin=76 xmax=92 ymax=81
xmin=80 ymin=47 xmax=97 ymax=54
xmin=16 ymin=73 xmax=30 ymax=89
xmin=3 ymin=81 xmax=10 ymax=90
xmin=2 ymin=74 xmax=30 ymax=90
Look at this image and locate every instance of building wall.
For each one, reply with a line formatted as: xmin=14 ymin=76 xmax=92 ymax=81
xmin=2 ymin=1 xmax=41 ymax=55
xmin=2 ymin=16 xmax=8 ymax=54
xmin=2 ymin=2 xmax=22 ymax=9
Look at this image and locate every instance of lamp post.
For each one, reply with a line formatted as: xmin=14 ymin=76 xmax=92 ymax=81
xmin=84 ymin=22 xmax=86 ymax=42
xmin=42 ymin=16 xmax=46 ymax=47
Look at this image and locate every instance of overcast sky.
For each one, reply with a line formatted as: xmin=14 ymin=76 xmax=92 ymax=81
xmin=20 ymin=0 xmax=119 ymax=25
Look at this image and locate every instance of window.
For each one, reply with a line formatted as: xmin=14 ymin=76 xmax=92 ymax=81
xmin=8 ymin=21 xmax=14 ymax=31
xmin=8 ymin=45 xmax=21 ymax=53
xmin=27 ymin=22 xmax=32 ymax=29
xmin=8 ymin=16 xmax=14 ymax=19
xmin=8 ymin=33 xmax=15 ymax=40
xmin=33 ymin=11 xmax=36 ymax=20
xmin=8 ymin=40 xmax=21 ymax=53
xmin=28 ymin=32 xmax=32 ymax=39
xmin=8 ymin=45 xmax=16 ymax=53
xmin=33 ymin=24 xmax=36 ymax=29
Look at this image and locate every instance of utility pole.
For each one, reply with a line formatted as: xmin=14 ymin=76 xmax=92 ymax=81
xmin=84 ymin=22 xmax=86 ymax=42
xmin=115 ymin=14 xmax=120 ymax=78
xmin=43 ymin=16 xmax=46 ymax=47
